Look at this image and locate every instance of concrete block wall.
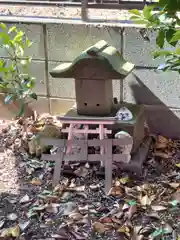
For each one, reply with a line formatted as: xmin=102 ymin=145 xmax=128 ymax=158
xmin=0 ymin=19 xmax=180 ymax=137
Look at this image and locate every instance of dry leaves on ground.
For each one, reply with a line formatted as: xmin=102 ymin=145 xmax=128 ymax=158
xmin=0 ymin=119 xmax=180 ymax=240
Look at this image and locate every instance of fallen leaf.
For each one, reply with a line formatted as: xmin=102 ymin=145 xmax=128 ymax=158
xmin=151 ymin=205 xmax=167 ymax=211
xmin=74 ymin=166 xmax=89 ymax=177
xmin=107 ymin=186 xmax=124 ymax=196
xmin=128 ymin=200 xmax=137 ymax=206
xmin=176 ymin=163 xmax=180 ymax=168
xmin=32 ymin=204 xmax=48 ymax=211
xmin=126 ymin=205 xmax=137 ymax=220
xmin=164 ymin=223 xmax=173 ymax=234
xmin=30 ymin=178 xmax=42 ymax=186
xmin=71 ymin=231 xmax=87 ymax=240
xmin=7 ymin=213 xmax=18 ymax=221
xmin=115 ymin=180 xmax=121 ymax=187
xmin=46 ymin=203 xmax=60 ymax=214
xmin=170 ymin=200 xmax=178 ymax=206
xmin=122 ymin=203 xmax=129 ymax=211
xmin=151 ymin=228 xmax=163 ymax=238
xmin=67 ymin=185 xmax=85 ymax=192
xmin=169 ymin=182 xmax=180 ymax=188
xmin=154 ymin=151 xmax=171 ymax=159
xmin=51 ymin=233 xmax=66 ymax=238
xmin=119 ymin=176 xmax=129 ymax=185
xmin=20 ymin=194 xmax=30 ymax=203
xmin=118 ymin=226 xmax=130 ymax=233
xmin=93 ymin=222 xmax=105 ymax=233
xmin=139 ymin=225 xmax=154 ymax=236
xmin=100 ymin=217 xmax=113 ymax=223
xmin=114 ymin=210 xmax=124 ymax=219
xmin=26 ymin=209 xmax=38 ymax=218
xmin=19 ymin=221 xmax=30 ymax=231
xmin=140 ymin=195 xmax=152 ymax=206
xmin=61 ymin=202 xmax=77 ymax=216
xmin=111 ymin=217 xmax=122 ymax=224
xmin=155 ymin=135 xmax=169 ymax=149
xmin=0 ymin=220 xmax=5 ymax=229
xmin=136 ymin=184 xmax=149 ymax=192
xmin=89 ymin=184 xmax=100 ymax=190
xmin=10 ymin=225 xmax=20 ymax=237
xmin=69 ymin=212 xmax=83 ymax=221
xmin=172 ymin=190 xmax=180 ymax=202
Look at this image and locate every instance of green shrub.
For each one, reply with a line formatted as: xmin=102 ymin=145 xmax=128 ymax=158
xmin=0 ymin=22 xmax=37 ymax=116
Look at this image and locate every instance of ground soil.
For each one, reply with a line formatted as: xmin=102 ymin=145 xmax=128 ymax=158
xmin=0 ymin=119 xmax=179 ymax=240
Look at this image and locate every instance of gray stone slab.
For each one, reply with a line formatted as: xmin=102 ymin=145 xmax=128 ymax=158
xmin=144 ymin=105 xmax=180 ymax=139
xmin=123 ymin=69 xmax=180 ymax=108
xmin=30 ymin=61 xmax=47 ymax=95
xmin=47 ymin=24 xmax=122 ymax=61
xmin=0 ymin=23 xmax=45 ymax=59
xmin=48 ymin=62 xmax=75 ymax=98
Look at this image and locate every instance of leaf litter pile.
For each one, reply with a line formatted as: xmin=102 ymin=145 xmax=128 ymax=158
xmin=0 ymin=115 xmax=179 ymax=240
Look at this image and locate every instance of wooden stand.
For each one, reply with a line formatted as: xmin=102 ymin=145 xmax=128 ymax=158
xmin=41 ymin=136 xmax=133 ymax=194
xmin=60 ymin=117 xmax=115 ymax=155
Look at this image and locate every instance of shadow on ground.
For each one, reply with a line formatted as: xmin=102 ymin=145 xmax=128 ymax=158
xmin=130 ymin=72 xmax=180 ymax=138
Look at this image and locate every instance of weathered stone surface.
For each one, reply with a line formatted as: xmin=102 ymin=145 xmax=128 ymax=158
xmin=0 ymin=23 xmax=45 ymax=59
xmin=47 ymin=24 xmax=122 ymax=61
xmin=123 ymin=69 xmax=180 ymax=108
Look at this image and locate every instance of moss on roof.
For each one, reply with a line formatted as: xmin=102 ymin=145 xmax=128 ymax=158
xmin=50 ymin=40 xmax=134 ymax=78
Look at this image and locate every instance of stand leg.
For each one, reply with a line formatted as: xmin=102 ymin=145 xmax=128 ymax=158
xmin=99 ymin=124 xmax=104 ymax=155
xmin=84 ymin=124 xmax=89 ymax=139
xmin=66 ymin=123 xmax=74 ymax=155
xmin=52 ymin=148 xmax=64 ymax=187
xmin=104 ymin=139 xmax=112 ymax=194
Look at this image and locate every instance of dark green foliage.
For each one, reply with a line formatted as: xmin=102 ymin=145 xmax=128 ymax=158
xmin=129 ymin=0 xmax=180 ymax=73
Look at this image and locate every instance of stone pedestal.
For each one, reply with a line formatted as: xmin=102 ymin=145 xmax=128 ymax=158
xmin=111 ymin=103 xmax=145 ymax=153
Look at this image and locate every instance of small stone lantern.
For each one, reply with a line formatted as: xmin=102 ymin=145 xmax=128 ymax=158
xmin=50 ymin=40 xmax=134 ymax=116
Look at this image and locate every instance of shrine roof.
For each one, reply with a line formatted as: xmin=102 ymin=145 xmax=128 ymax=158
xmin=50 ymin=40 xmax=134 ymax=79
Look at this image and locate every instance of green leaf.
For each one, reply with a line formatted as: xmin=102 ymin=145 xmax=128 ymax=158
xmin=20 ymin=59 xmax=29 ymax=66
xmin=8 ymin=26 xmax=17 ymax=34
xmin=143 ymin=5 xmax=153 ymax=19
xmin=0 ymin=59 xmax=7 ymax=68
xmin=17 ymin=102 xmax=25 ymax=117
xmin=4 ymin=95 xmax=13 ymax=104
xmin=134 ymin=20 xmax=147 ymax=25
xmin=151 ymin=229 xmax=163 ymax=237
xmin=130 ymin=16 xmax=141 ymax=20
xmin=128 ymin=200 xmax=136 ymax=206
xmin=13 ymin=31 xmax=24 ymax=43
xmin=129 ymin=9 xmax=141 ymax=16
xmin=166 ymin=29 xmax=178 ymax=46
xmin=0 ymin=32 xmax=10 ymax=44
xmin=29 ymin=92 xmax=37 ymax=100
xmin=0 ymin=83 xmax=6 ymax=88
xmin=0 ymin=23 xmax=7 ymax=30
xmin=156 ymin=30 xmax=165 ymax=48
xmin=175 ymin=48 xmax=180 ymax=55
xmin=153 ymin=50 xmax=172 ymax=58
xmin=16 ymin=46 xmax=24 ymax=57
xmin=25 ymin=38 xmax=32 ymax=48
xmin=170 ymin=200 xmax=178 ymax=206
xmin=170 ymin=30 xmax=180 ymax=42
